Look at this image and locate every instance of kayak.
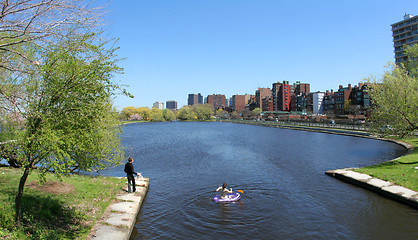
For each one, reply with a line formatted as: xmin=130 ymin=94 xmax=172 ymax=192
xmin=212 ymin=192 xmax=241 ymax=203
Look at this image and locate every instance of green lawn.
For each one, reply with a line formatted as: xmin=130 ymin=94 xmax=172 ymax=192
xmin=355 ymin=137 xmax=418 ymax=191
xmin=0 ymin=167 xmax=124 ymax=240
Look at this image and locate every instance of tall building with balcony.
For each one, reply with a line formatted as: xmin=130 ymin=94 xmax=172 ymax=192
xmin=272 ymin=81 xmax=292 ymax=111
xmin=392 ymin=13 xmax=418 ymax=64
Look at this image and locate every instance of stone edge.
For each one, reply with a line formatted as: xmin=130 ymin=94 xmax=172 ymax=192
xmin=325 ymin=169 xmax=418 ymax=209
xmin=88 ymin=177 xmax=150 ymax=240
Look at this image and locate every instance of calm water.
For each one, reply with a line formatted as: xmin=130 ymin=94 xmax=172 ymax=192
xmin=102 ymin=122 xmax=418 ymax=240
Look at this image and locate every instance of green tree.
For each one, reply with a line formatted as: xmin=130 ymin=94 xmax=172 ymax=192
xmin=120 ymin=106 xmax=137 ymax=120
xmin=194 ymin=104 xmax=214 ymax=120
xmin=176 ymin=106 xmax=196 ymax=120
xmin=403 ymin=44 xmax=418 ymax=78
xmin=138 ymin=107 xmax=152 ymax=120
xmin=162 ymin=109 xmax=176 ymax=121
xmin=150 ymin=107 xmax=164 ymax=122
xmin=366 ymin=63 xmax=417 ymax=136
xmin=0 ymin=31 xmax=126 ymax=224
xmin=215 ymin=108 xmax=228 ymax=119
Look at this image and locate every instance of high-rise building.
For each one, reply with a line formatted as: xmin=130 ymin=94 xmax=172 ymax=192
xmin=290 ymin=81 xmax=310 ymax=112
xmin=153 ymin=101 xmax=164 ymax=110
xmin=255 ymin=88 xmax=271 ymax=110
xmin=311 ymin=92 xmax=325 ymax=115
xmin=230 ymin=94 xmax=246 ymax=111
xmin=166 ymin=100 xmax=177 ymax=110
xmin=391 ymin=13 xmax=418 ymax=64
xmin=188 ymin=93 xmax=203 ymax=106
xmin=272 ymin=81 xmax=294 ymax=111
xmin=334 ymin=84 xmax=353 ymax=114
xmin=206 ymin=94 xmax=226 ymax=110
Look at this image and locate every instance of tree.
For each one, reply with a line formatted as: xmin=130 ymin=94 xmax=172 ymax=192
xmin=150 ymin=107 xmax=163 ymax=122
xmin=162 ymin=108 xmax=176 ymax=121
xmin=120 ymin=106 xmax=137 ymax=120
xmin=215 ymin=108 xmax=228 ymax=119
xmin=138 ymin=107 xmax=152 ymax=120
xmin=193 ymin=104 xmax=214 ymax=120
xmin=0 ymin=31 xmax=126 ymax=224
xmin=0 ymin=0 xmax=103 ymax=72
xmin=403 ymin=44 xmax=418 ymax=78
xmin=366 ymin=63 xmax=417 ymax=136
xmin=176 ymin=106 xmax=196 ymax=120
xmin=129 ymin=114 xmax=143 ymax=121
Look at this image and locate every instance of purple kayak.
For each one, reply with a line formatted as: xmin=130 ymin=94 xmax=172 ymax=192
xmin=212 ymin=192 xmax=241 ymax=203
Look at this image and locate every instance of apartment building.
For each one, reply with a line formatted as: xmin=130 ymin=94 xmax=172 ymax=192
xmin=153 ymin=101 xmax=164 ymax=110
xmin=166 ymin=100 xmax=177 ymax=110
xmin=206 ymin=94 xmax=226 ymax=110
xmin=230 ymin=94 xmax=246 ymax=111
xmin=272 ymin=81 xmax=294 ymax=111
xmin=188 ymin=93 xmax=203 ymax=106
xmin=392 ymin=13 xmax=418 ymax=64
xmin=255 ymin=88 xmax=271 ymax=110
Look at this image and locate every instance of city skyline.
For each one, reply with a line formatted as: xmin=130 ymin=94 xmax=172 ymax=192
xmin=106 ymin=1 xmax=418 ymax=109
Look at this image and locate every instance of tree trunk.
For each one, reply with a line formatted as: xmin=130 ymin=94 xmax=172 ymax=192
xmin=15 ymin=165 xmax=31 ymax=224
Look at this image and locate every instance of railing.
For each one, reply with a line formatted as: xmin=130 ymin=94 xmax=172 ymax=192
xmin=219 ymin=119 xmax=369 ymax=132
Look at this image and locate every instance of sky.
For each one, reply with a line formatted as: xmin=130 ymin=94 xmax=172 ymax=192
xmin=104 ymin=0 xmax=418 ymax=110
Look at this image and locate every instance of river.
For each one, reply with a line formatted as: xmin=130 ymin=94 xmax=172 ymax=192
xmin=101 ymin=121 xmax=418 ymax=239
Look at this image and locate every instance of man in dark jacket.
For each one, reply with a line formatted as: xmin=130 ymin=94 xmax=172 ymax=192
xmin=124 ymin=157 xmax=139 ymax=192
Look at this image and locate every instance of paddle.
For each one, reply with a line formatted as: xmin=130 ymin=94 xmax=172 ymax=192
xmin=233 ymin=189 xmax=244 ymax=193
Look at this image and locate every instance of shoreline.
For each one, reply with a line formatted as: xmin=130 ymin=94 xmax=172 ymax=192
xmin=88 ymin=177 xmax=150 ymax=240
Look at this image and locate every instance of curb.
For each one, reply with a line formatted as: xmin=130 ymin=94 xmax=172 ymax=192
xmin=325 ymin=169 xmax=418 ymax=209
xmin=88 ymin=177 xmax=149 ymax=240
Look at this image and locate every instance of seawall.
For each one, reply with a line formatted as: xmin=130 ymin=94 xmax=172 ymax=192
xmin=88 ymin=177 xmax=149 ymax=240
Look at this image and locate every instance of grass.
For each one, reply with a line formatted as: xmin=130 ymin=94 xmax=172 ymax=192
xmin=0 ymin=167 xmax=125 ymax=240
xmin=355 ymin=137 xmax=418 ymax=191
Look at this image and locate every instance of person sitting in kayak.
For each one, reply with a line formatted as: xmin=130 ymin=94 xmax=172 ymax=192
xmin=216 ymin=183 xmax=233 ymax=199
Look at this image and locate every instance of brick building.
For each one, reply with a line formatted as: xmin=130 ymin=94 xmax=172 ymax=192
xmin=272 ymin=81 xmax=294 ymax=111
xmin=231 ymin=94 xmax=246 ymax=111
xmin=255 ymin=88 xmax=271 ymax=110
xmin=206 ymin=94 xmax=226 ymax=110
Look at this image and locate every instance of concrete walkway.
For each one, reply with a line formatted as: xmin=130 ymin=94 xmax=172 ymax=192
xmin=326 ymin=169 xmax=418 ymax=209
xmin=88 ymin=177 xmax=149 ymax=240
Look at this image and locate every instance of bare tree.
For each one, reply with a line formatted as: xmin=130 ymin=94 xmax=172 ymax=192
xmin=0 ymin=0 xmax=105 ymax=71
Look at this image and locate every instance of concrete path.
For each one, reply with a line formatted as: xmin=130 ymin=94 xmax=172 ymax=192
xmin=88 ymin=177 xmax=149 ymax=240
xmin=326 ymin=169 xmax=418 ymax=209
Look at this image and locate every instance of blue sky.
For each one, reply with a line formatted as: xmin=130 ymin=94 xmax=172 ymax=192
xmin=106 ymin=0 xmax=418 ymax=110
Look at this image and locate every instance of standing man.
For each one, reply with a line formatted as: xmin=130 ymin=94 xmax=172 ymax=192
xmin=124 ymin=157 xmax=139 ymax=193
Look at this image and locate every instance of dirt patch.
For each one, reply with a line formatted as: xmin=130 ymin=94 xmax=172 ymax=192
xmin=27 ymin=180 xmax=75 ymax=194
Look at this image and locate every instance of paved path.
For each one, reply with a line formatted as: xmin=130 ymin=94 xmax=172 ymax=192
xmin=88 ymin=177 xmax=149 ymax=240
xmin=326 ymin=169 xmax=418 ymax=209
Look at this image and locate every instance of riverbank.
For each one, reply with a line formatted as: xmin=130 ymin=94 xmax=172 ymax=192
xmin=219 ymin=119 xmax=417 ymax=207
xmin=0 ymin=167 xmax=125 ymax=239
xmin=88 ymin=177 xmax=149 ymax=240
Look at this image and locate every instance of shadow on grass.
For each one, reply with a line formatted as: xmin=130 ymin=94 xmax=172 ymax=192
xmin=20 ymin=194 xmax=88 ymax=239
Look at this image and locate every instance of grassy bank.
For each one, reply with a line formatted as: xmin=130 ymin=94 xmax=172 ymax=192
xmin=355 ymin=137 xmax=418 ymax=191
xmin=0 ymin=167 xmax=124 ymax=240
